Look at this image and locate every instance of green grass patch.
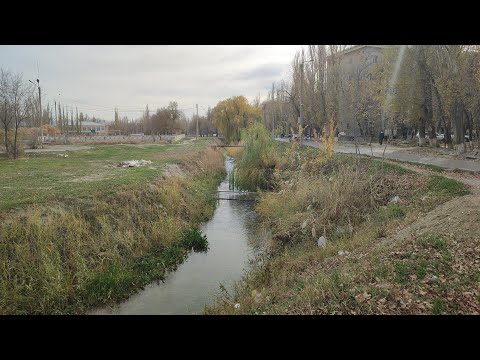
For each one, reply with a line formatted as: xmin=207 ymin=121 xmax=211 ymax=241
xmin=394 ymin=258 xmax=439 ymax=284
xmin=370 ymin=159 xmax=411 ymax=175
xmin=425 ymin=164 xmax=444 ymax=173
xmin=432 ymin=298 xmax=447 ymax=314
xmin=373 ymin=204 xmax=406 ymax=223
xmin=372 ymin=263 xmax=390 ymax=280
xmin=0 ymin=139 xmax=213 ymax=210
xmin=416 ymin=234 xmax=447 ymax=250
xmin=427 ymin=175 xmax=470 ymax=196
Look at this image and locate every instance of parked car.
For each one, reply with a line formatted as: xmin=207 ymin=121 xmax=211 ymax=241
xmin=450 ymin=133 xmax=471 ymax=142
xmin=289 ymin=134 xmax=299 ymax=142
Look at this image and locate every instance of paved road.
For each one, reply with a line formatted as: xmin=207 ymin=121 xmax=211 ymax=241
xmin=277 ymin=138 xmax=480 ymax=172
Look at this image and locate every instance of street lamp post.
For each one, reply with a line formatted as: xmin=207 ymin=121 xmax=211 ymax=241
xmin=29 ymin=79 xmax=42 ymax=145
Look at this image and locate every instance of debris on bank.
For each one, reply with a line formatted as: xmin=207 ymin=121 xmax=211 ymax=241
xmin=116 ymin=159 xmax=153 ymax=168
xmin=161 ymin=164 xmax=185 ymax=178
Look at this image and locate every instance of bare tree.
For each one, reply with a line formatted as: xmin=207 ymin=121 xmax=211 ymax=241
xmin=0 ymin=69 xmax=13 ymax=154
xmin=0 ymin=69 xmax=32 ymax=158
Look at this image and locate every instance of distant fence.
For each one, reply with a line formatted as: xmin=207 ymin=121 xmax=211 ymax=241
xmin=45 ymin=133 xmax=186 ymax=145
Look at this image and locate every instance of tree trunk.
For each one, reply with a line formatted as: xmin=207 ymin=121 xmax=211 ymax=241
xmin=12 ymin=105 xmax=19 ymax=159
xmin=453 ymin=101 xmax=465 ymax=154
xmin=418 ymin=118 xmax=426 ymax=146
xmin=464 ymin=109 xmax=473 ymax=149
xmin=3 ymin=99 xmax=9 ymax=155
xmin=429 ymin=125 xmax=437 ymax=147
xmin=445 ymin=122 xmax=453 ymax=149
xmin=13 ymin=124 xmax=18 ymax=159
xmin=3 ymin=123 xmax=8 ymax=155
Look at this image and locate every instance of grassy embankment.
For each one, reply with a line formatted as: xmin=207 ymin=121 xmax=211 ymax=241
xmin=0 ymin=138 xmax=226 ymax=314
xmin=206 ymin=126 xmax=475 ymax=315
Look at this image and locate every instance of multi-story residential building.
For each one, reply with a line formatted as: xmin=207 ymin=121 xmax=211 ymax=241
xmin=327 ymin=45 xmax=386 ymax=139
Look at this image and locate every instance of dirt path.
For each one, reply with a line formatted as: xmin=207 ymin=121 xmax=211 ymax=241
xmin=379 ymin=160 xmax=480 ymax=264
xmin=278 ymin=138 xmax=480 ymax=172
xmin=388 ymin=160 xmax=480 ymax=195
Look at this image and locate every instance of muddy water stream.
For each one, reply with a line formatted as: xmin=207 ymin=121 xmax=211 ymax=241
xmin=92 ymin=156 xmax=268 ymax=314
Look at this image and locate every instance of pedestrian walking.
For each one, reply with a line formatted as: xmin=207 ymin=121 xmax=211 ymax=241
xmin=379 ymin=130 xmax=385 ymax=145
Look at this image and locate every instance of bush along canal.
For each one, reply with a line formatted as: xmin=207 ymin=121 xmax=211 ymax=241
xmin=91 ymin=156 xmax=270 ymax=315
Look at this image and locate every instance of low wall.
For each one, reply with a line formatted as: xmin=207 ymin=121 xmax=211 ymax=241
xmin=48 ymin=134 xmax=186 ymax=145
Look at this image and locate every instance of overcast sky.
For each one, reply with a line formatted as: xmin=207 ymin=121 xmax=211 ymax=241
xmin=0 ymin=45 xmax=302 ymax=121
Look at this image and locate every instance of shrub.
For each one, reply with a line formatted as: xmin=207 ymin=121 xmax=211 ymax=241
xmin=232 ymin=122 xmax=279 ymax=191
xmin=256 ymin=161 xmax=384 ymax=241
xmin=181 ymin=228 xmax=209 ymax=252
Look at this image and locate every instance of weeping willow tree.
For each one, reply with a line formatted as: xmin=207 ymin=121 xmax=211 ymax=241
xmin=231 ymin=121 xmax=278 ymax=191
xmin=212 ymin=96 xmax=262 ymax=144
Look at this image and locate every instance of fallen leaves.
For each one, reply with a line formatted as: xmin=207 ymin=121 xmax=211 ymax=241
xmin=355 ymin=292 xmax=371 ymax=303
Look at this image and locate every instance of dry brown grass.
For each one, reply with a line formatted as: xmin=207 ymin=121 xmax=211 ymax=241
xmin=256 ymin=158 xmax=405 ymax=244
xmin=0 ymin=146 xmax=226 ymax=314
xmin=205 ymin=151 xmax=471 ymax=315
xmin=225 ymin=146 xmax=244 ymax=158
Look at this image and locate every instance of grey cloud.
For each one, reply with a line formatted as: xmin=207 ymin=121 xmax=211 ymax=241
xmin=0 ymin=45 xmax=300 ymax=121
xmin=236 ymin=64 xmax=284 ymax=81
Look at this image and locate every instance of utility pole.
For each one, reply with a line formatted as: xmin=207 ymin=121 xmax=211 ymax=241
xmin=196 ymin=104 xmax=199 ymax=139
xmin=38 ymin=80 xmax=42 ymax=144
xmin=30 ymin=79 xmax=42 ymax=144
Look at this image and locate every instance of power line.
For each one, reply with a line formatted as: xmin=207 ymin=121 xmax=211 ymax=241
xmin=41 ymin=98 xmax=197 ymax=114
xmin=42 ymin=92 xmax=198 ymax=111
